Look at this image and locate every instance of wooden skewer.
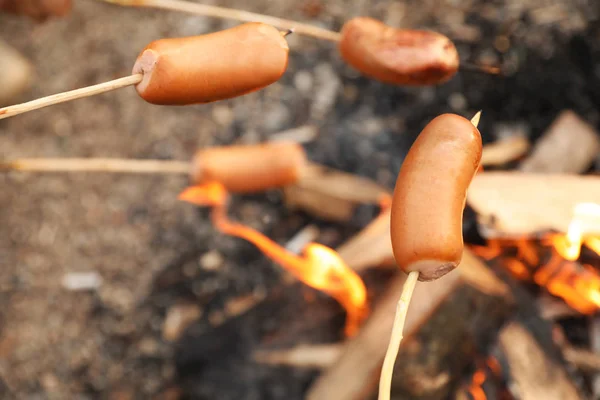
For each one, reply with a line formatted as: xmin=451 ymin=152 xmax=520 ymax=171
xmin=0 ymin=74 xmax=142 ymax=121
xmin=102 ymin=0 xmax=501 ymax=77
xmin=102 ymin=0 xmax=342 ymax=42
xmin=377 ymin=270 xmax=418 ymax=400
xmin=0 ymin=158 xmax=190 ymax=174
xmin=377 ymin=111 xmax=482 ymax=400
xmin=0 ymin=27 xmax=293 ymax=121
xmin=460 ymin=62 xmax=502 ymax=75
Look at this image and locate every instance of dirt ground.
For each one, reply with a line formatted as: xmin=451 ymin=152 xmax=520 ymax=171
xmin=1 ymin=0 xmax=600 ymax=399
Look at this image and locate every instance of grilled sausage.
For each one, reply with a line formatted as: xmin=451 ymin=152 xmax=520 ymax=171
xmin=339 ymin=17 xmax=459 ymax=86
xmin=390 ymin=114 xmax=482 ymax=281
xmin=132 ymin=23 xmax=289 ymax=105
xmin=0 ymin=0 xmax=71 ymax=21
xmin=190 ymin=142 xmax=307 ymax=193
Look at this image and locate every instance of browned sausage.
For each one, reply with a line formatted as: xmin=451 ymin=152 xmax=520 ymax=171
xmin=190 ymin=142 xmax=307 ymax=193
xmin=0 ymin=0 xmax=71 ymax=20
xmin=390 ymin=114 xmax=482 ymax=281
xmin=132 ymin=22 xmax=289 ymax=105
xmin=339 ymin=17 xmax=459 ymax=86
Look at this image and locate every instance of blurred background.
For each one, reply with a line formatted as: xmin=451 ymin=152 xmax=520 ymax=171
xmin=1 ymin=0 xmax=600 ymax=399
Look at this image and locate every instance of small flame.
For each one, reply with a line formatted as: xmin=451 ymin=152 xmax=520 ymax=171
xmin=464 ymin=356 xmax=503 ymax=400
xmin=552 ymin=202 xmax=600 ymax=261
xmin=470 ymin=202 xmax=600 ymax=315
xmin=178 ymin=182 xmax=369 ymax=336
xmin=468 ymin=369 xmax=487 ymax=400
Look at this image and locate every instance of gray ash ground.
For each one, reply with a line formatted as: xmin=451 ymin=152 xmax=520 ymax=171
xmin=1 ymin=0 xmax=600 ymax=398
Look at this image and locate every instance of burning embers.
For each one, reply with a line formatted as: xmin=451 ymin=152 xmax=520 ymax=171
xmin=464 ymin=356 xmax=505 ymax=400
xmin=471 ymin=202 xmax=600 ymax=314
xmin=178 ymin=182 xmax=369 ymax=336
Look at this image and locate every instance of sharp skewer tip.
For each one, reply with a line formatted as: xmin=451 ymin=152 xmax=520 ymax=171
xmin=460 ymin=62 xmax=502 ymax=75
xmin=470 ymin=111 xmax=482 ymax=128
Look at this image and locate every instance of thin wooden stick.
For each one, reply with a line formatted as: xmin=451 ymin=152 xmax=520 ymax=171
xmin=378 ymin=270 xmax=419 ymax=400
xmin=377 ymin=111 xmax=482 ymax=400
xmin=102 ymin=0 xmax=342 ymax=42
xmin=0 ymin=74 xmax=143 ymax=120
xmin=460 ymin=62 xmax=502 ymax=75
xmin=0 ymin=158 xmax=190 ymax=174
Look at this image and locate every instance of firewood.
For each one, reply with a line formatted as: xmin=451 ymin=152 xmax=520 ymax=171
xmin=284 ymin=163 xmax=391 ymax=222
xmin=306 ymin=250 xmax=512 ymax=400
xmin=562 ymin=346 xmax=600 ymax=372
xmin=499 ymin=321 xmax=584 ymax=400
xmin=467 ymin=172 xmax=600 ymax=237
xmin=268 ymin=125 xmax=319 ymax=144
xmin=469 ymin=116 xmax=600 ymax=238
xmin=253 ymin=343 xmax=343 ymax=369
xmin=285 ymin=225 xmax=320 ymax=255
xmin=336 ymin=209 xmax=395 ymax=272
xmin=519 ymin=110 xmax=600 ymax=174
xmin=480 ymin=135 xmax=530 ymax=167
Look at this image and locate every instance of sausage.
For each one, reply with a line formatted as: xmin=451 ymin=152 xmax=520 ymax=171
xmin=339 ymin=17 xmax=459 ymax=86
xmin=132 ymin=23 xmax=289 ymax=105
xmin=190 ymin=142 xmax=307 ymax=193
xmin=0 ymin=0 xmax=71 ymax=20
xmin=390 ymin=114 xmax=482 ymax=281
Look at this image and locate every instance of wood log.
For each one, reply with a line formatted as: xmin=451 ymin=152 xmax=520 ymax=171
xmin=519 ymin=110 xmax=600 ymax=174
xmin=499 ymin=321 xmax=584 ymax=400
xmin=470 ymin=110 xmax=600 ymax=238
xmin=481 ymin=135 xmax=530 ymax=167
xmin=562 ymin=346 xmax=600 ymax=373
xmin=253 ymin=343 xmax=343 ymax=369
xmin=284 ymin=163 xmax=391 ymax=222
xmin=337 ymin=209 xmax=395 ymax=272
xmin=268 ymin=125 xmax=318 ymax=144
xmin=467 ymin=172 xmax=600 ymax=237
xmin=306 ymin=250 xmax=513 ymax=400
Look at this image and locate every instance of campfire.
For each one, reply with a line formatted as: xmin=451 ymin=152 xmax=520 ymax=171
xmin=162 ymin=110 xmax=600 ymax=400
xmin=3 ymin=0 xmax=600 ymax=397
xmin=3 ymin=107 xmax=600 ymax=399
xmin=167 ymin=109 xmax=600 ymax=400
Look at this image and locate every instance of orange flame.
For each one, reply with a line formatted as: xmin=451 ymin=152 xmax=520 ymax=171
xmin=464 ymin=355 xmax=504 ymax=400
xmin=470 ymin=202 xmax=600 ymax=315
xmin=178 ymin=182 xmax=369 ymax=336
xmin=468 ymin=369 xmax=487 ymax=400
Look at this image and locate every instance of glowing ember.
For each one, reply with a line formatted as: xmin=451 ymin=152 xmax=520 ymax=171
xmin=470 ymin=202 xmax=600 ymax=314
xmin=178 ymin=182 xmax=369 ymax=336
